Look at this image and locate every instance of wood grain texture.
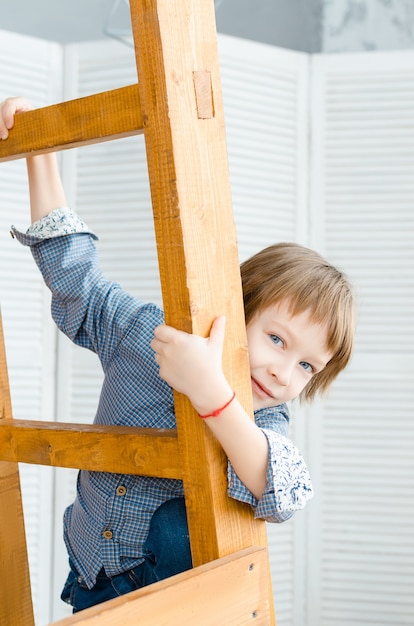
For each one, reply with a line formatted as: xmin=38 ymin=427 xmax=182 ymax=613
xmin=0 ymin=85 xmax=143 ymax=162
xmin=51 ymin=547 xmax=271 ymax=626
xmin=0 ymin=420 xmax=181 ymax=478
xmin=0 ymin=315 xmax=34 ymax=625
xmin=0 ymin=313 xmax=12 ymax=420
xmin=130 ymin=0 xmax=269 ymax=568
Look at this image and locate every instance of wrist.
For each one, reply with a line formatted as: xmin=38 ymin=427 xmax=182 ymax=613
xmin=198 ymin=391 xmax=236 ymax=418
xmin=191 ymin=380 xmax=234 ymax=418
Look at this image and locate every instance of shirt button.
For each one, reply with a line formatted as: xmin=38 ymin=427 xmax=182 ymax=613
xmin=103 ymin=530 xmax=113 ymax=540
xmin=116 ymin=486 xmax=127 ymax=496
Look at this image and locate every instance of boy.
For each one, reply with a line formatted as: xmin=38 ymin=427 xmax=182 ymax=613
xmin=0 ymin=97 xmax=355 ymax=612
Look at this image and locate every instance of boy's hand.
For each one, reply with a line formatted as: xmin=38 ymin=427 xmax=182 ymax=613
xmin=0 ymin=96 xmax=33 ymax=140
xmin=151 ymin=317 xmax=231 ymax=411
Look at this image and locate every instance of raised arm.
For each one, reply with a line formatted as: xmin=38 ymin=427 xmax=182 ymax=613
xmin=0 ymin=97 xmax=67 ymax=223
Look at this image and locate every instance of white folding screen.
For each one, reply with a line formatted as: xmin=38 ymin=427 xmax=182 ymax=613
xmin=217 ymin=38 xmax=309 ymax=258
xmin=1 ymin=28 xmax=413 ymax=626
xmin=308 ymin=51 xmax=414 ymax=626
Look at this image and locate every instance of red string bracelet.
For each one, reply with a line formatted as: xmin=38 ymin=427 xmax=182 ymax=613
xmin=198 ymin=391 xmax=236 ymax=419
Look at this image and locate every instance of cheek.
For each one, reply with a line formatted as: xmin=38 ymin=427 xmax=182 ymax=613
xmin=293 ymin=370 xmax=313 ymax=393
xmin=246 ymin=343 xmax=257 ymax=369
xmin=246 ymin=329 xmax=266 ymax=366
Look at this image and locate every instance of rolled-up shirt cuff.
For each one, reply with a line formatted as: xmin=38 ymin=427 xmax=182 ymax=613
xmin=227 ymin=429 xmax=314 ymax=523
xmin=11 ymin=207 xmax=98 ymax=246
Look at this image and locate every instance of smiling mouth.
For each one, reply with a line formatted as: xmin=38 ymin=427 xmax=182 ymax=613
xmin=251 ymin=377 xmax=274 ymax=399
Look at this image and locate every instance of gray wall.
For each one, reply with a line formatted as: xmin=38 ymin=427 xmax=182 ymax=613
xmin=0 ymin=0 xmax=323 ymax=52
xmin=2 ymin=0 xmax=414 ymax=53
xmin=216 ymin=0 xmax=322 ymax=52
xmin=0 ymin=0 xmax=114 ymax=44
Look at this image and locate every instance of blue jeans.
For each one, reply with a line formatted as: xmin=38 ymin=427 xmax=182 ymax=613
xmin=61 ymin=497 xmax=192 ymax=613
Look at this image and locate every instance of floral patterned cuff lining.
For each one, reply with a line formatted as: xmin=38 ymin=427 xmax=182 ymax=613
xmin=10 ymin=207 xmax=98 ymax=246
xmin=25 ymin=207 xmax=96 ymax=239
xmin=227 ymin=429 xmax=313 ymax=522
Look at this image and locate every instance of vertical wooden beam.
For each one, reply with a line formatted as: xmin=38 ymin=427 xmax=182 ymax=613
xmin=0 ymin=313 xmax=34 ymax=626
xmin=129 ymin=1 xmax=273 ymax=602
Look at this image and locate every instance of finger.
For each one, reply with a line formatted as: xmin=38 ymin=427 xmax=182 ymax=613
xmin=0 ymin=103 xmax=9 ymax=139
xmin=4 ymin=96 xmax=33 ymax=115
xmin=153 ymin=324 xmax=170 ymax=341
xmin=154 ymin=324 xmax=187 ymax=343
xmin=0 ymin=97 xmax=32 ymax=138
xmin=208 ymin=316 xmax=226 ymax=346
xmin=150 ymin=336 xmax=164 ymax=354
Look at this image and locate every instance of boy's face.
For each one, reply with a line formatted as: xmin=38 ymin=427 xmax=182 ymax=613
xmin=246 ymin=300 xmax=332 ymax=409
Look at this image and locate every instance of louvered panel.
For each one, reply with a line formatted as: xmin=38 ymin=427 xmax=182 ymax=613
xmin=64 ymin=42 xmax=156 ymax=301
xmin=310 ymin=52 xmax=414 ymax=626
xmin=318 ymin=61 xmax=414 ymax=356
xmin=266 ymin=521 xmax=296 ymax=626
xmin=0 ymin=30 xmax=62 ymax=626
xmin=219 ymin=37 xmax=309 ymax=262
xmin=320 ymin=370 xmax=414 ymax=626
xmin=65 ymin=39 xmax=138 ymax=98
xmin=76 ymin=138 xmax=158 ymax=302
xmin=70 ymin=349 xmax=105 ymax=421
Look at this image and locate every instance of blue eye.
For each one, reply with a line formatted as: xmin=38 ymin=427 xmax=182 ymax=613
xmin=300 ymin=361 xmax=313 ymax=373
xmin=270 ymin=334 xmax=283 ymax=347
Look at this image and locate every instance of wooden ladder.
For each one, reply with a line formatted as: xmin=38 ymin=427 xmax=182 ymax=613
xmin=0 ymin=1 xmax=275 ymax=624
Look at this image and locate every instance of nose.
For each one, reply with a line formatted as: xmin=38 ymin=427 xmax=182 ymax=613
xmin=269 ymin=359 xmax=293 ymax=387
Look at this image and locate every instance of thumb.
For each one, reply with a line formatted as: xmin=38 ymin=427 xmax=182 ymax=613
xmin=208 ymin=316 xmax=226 ymax=347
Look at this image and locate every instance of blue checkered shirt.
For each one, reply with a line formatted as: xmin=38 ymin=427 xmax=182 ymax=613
xmin=12 ymin=208 xmax=313 ymax=588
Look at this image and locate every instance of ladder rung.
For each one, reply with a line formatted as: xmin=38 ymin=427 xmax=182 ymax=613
xmin=50 ymin=546 xmax=270 ymax=626
xmin=0 ymin=419 xmax=181 ymax=478
xmin=0 ymin=84 xmax=144 ymax=163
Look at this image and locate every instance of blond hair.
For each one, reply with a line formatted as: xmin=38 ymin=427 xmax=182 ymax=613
xmin=240 ymin=243 xmax=355 ymax=401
